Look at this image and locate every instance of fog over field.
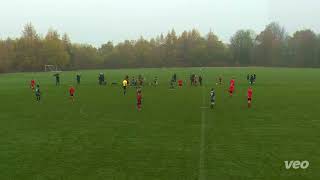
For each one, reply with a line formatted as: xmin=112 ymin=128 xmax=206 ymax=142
xmin=1 ymin=0 xmax=319 ymax=45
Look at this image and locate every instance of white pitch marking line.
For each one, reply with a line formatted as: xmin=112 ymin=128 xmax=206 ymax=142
xmin=200 ymin=107 xmax=209 ymax=109
xmin=199 ymin=86 xmax=207 ymax=180
xmin=80 ymin=105 xmax=88 ymax=117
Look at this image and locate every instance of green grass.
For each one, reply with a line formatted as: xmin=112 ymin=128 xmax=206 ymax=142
xmin=0 ymin=67 xmax=319 ymax=180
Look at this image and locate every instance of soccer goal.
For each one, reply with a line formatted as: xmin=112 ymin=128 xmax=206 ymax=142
xmin=44 ymin=65 xmax=61 ymax=72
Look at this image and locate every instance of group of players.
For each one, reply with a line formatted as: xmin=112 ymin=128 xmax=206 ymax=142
xmin=30 ymin=72 xmax=255 ymax=111
xmin=121 ymin=79 xmax=143 ymax=111
xmin=209 ymin=75 xmax=254 ymax=109
xmin=30 ymin=73 xmax=144 ymax=110
xmin=247 ymin=74 xmax=257 ymax=85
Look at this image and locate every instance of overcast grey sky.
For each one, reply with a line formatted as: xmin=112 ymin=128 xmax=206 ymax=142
xmin=0 ymin=0 xmax=319 ymax=46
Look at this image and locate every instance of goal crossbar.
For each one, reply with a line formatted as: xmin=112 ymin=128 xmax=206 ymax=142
xmin=44 ymin=65 xmax=62 ymax=72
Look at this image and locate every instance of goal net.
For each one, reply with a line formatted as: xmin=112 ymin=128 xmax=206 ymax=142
xmin=44 ymin=65 xmax=61 ymax=72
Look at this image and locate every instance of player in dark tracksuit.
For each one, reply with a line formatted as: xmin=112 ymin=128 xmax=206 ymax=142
xmin=250 ymin=74 xmax=254 ymax=85
xmin=76 ymin=74 xmax=81 ymax=85
xmin=35 ymin=85 xmax=41 ymax=102
xmin=54 ymin=73 xmax=60 ymax=86
xmin=173 ymin=73 xmax=177 ymax=83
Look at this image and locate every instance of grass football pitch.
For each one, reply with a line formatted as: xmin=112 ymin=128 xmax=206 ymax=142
xmin=0 ymin=67 xmax=319 ymax=180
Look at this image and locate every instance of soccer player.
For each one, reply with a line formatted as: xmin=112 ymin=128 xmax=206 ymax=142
xmin=250 ymin=74 xmax=254 ymax=85
xmin=138 ymin=74 xmax=144 ymax=86
xmin=136 ymin=88 xmax=142 ymax=111
xmin=54 ymin=73 xmax=60 ymax=86
xmin=230 ymin=77 xmax=235 ymax=86
xmin=194 ymin=75 xmax=198 ymax=86
xmin=247 ymin=74 xmax=250 ymax=81
xmin=229 ymin=84 xmax=235 ymax=97
xmin=178 ymin=79 xmax=183 ymax=87
xmin=169 ymin=79 xmax=175 ymax=89
xmin=210 ymin=88 xmax=215 ymax=109
xmin=98 ymin=73 xmax=102 ymax=85
xmin=35 ymin=84 xmax=41 ymax=102
xmin=173 ymin=73 xmax=177 ymax=83
xmin=153 ymin=76 xmax=158 ymax=86
xmin=122 ymin=79 xmax=128 ymax=95
xmin=30 ymin=79 xmax=36 ymax=91
xmin=98 ymin=73 xmax=105 ymax=85
xmin=218 ymin=75 xmax=222 ymax=85
xmin=76 ymin=74 xmax=81 ymax=85
xmin=69 ymin=86 xmax=75 ymax=102
xmin=131 ymin=76 xmax=137 ymax=87
xmin=247 ymin=86 xmax=253 ymax=108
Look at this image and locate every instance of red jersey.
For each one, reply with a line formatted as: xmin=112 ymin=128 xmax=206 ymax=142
xmin=178 ymin=80 xmax=183 ymax=86
xmin=69 ymin=87 xmax=75 ymax=95
xmin=31 ymin=80 xmax=35 ymax=86
xmin=247 ymin=88 xmax=253 ymax=98
xmin=229 ymin=85 xmax=234 ymax=91
xmin=230 ymin=79 xmax=235 ymax=86
xmin=137 ymin=94 xmax=142 ymax=103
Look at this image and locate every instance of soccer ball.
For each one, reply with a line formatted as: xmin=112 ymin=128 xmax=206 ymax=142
xmin=216 ymin=83 xmax=218 ymax=85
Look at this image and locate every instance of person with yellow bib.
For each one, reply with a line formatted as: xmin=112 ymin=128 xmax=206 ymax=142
xmin=122 ymin=79 xmax=128 ymax=95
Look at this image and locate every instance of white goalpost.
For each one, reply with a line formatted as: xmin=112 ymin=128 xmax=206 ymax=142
xmin=44 ymin=65 xmax=61 ymax=72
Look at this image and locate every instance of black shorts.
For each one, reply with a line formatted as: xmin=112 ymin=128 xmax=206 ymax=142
xmin=70 ymin=93 xmax=74 ymax=97
xmin=248 ymin=97 xmax=252 ymax=101
xmin=123 ymin=86 xmax=127 ymax=90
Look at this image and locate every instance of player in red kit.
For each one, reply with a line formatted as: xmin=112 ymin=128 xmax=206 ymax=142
xmin=178 ymin=79 xmax=183 ymax=87
xmin=30 ymin=79 xmax=36 ymax=91
xmin=69 ymin=86 xmax=75 ymax=102
xmin=247 ymin=86 xmax=253 ymax=108
xmin=229 ymin=84 xmax=235 ymax=97
xmin=230 ymin=77 xmax=235 ymax=86
xmin=229 ymin=77 xmax=235 ymax=96
xmin=136 ymin=88 xmax=142 ymax=111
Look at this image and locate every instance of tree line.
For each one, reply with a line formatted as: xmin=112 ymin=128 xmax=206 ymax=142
xmin=0 ymin=22 xmax=320 ymax=73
